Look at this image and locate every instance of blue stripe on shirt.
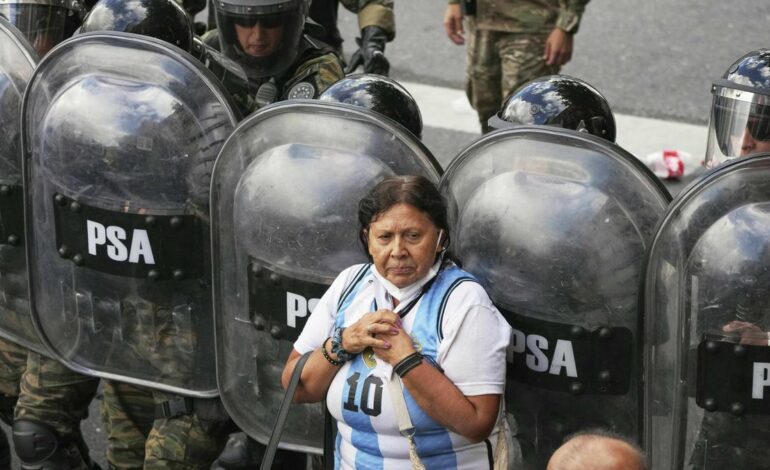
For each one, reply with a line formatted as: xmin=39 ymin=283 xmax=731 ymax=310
xmin=341 ymin=357 xmax=383 ymax=470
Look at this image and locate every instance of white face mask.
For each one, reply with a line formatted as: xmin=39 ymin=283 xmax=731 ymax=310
xmin=371 ymin=229 xmax=445 ymax=302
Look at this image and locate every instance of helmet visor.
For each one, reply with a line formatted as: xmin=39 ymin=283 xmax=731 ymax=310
xmin=0 ymin=4 xmax=68 ymax=56
xmin=706 ymin=87 xmax=770 ymax=168
xmin=214 ymin=5 xmax=304 ymax=79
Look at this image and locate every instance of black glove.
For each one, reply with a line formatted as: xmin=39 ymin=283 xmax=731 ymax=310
xmin=345 ymin=25 xmax=390 ymax=76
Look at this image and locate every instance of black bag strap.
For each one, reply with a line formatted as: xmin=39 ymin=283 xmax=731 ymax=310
xmin=260 ymin=351 xmax=312 ymax=470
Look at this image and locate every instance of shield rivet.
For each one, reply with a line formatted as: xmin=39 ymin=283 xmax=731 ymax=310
xmin=269 ymin=273 xmax=281 ymax=285
xmin=705 ymin=341 xmax=719 ymax=353
xmin=730 ymin=402 xmax=745 ymax=416
xmin=703 ymin=398 xmax=717 ymax=411
xmin=58 ymin=245 xmax=70 ymax=258
xmin=170 ymin=217 xmax=182 ymax=229
xmin=147 ymin=270 xmax=161 ymax=281
xmin=570 ymin=326 xmax=585 ymax=338
xmin=0 ymin=185 xmax=10 ymax=196
xmin=72 ymin=254 xmax=84 ymax=266
xmin=173 ymin=269 xmax=185 ymax=280
xmin=598 ymin=327 xmax=612 ymax=340
xmin=252 ymin=315 xmax=266 ymax=330
xmin=598 ymin=370 xmax=612 ymax=383
xmin=569 ymin=381 xmax=584 ymax=395
xmin=251 ymin=264 xmax=263 ymax=277
xmin=145 ymin=216 xmax=156 ymax=227
xmin=270 ymin=325 xmax=283 ymax=339
xmin=69 ymin=202 xmax=81 ymax=213
xmin=733 ymin=345 xmax=747 ymax=357
xmin=6 ymin=235 xmax=19 ymax=246
xmin=54 ymin=193 xmax=67 ymax=206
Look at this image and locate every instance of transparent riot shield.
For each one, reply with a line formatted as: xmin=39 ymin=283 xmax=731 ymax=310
xmin=0 ymin=17 xmax=46 ymax=353
xmin=645 ymin=153 xmax=770 ymax=469
xmin=211 ymin=100 xmax=442 ymax=452
xmin=22 ymin=32 xmax=238 ymax=396
xmin=440 ymin=126 xmax=671 ymax=469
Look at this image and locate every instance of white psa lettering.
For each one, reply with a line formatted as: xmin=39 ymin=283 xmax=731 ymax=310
xmin=526 ymin=335 xmax=549 ymax=372
xmin=86 ymin=220 xmax=155 ymax=264
xmin=550 ymin=340 xmax=578 ymax=377
xmin=286 ymin=292 xmax=320 ymax=328
xmin=752 ymin=362 xmax=770 ymax=399
xmin=509 ymin=328 xmax=578 ymax=378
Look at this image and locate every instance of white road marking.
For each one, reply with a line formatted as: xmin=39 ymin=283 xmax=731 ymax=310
xmin=401 ymin=81 xmax=708 ymax=162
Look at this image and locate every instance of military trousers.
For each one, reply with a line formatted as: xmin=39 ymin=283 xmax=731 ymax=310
xmin=102 ymin=380 xmax=231 ymax=470
xmin=0 ymin=337 xmax=26 ymax=415
xmin=14 ymin=351 xmax=101 ymax=469
xmin=465 ymin=18 xmax=560 ymax=131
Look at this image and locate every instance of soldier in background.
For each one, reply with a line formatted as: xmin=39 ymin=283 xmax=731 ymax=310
xmin=443 ymin=0 xmax=591 ymax=133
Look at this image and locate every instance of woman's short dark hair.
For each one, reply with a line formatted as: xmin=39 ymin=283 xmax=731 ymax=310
xmin=358 ymin=175 xmax=449 ymax=259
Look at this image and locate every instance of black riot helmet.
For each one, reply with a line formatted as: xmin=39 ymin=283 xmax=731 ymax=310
xmin=79 ymin=0 xmax=193 ymax=53
xmin=319 ymin=73 xmax=423 ymax=138
xmin=706 ymin=49 xmax=770 ymax=168
xmin=213 ymin=0 xmax=307 ymax=80
xmin=488 ymin=74 xmax=616 ymax=142
xmin=0 ymin=0 xmax=82 ymax=56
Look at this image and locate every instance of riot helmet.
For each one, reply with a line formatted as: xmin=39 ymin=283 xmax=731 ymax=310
xmin=319 ymin=73 xmax=423 ymax=138
xmin=705 ymin=49 xmax=770 ymax=168
xmin=488 ymin=74 xmax=616 ymax=142
xmin=0 ymin=0 xmax=81 ymax=56
xmin=79 ymin=0 xmax=193 ymax=53
xmin=213 ymin=0 xmax=307 ymax=80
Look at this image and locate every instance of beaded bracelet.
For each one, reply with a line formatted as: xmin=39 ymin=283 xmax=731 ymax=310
xmin=321 ymin=338 xmax=343 ymax=366
xmin=394 ymin=352 xmax=423 ymax=377
xmin=330 ymin=326 xmax=355 ymax=363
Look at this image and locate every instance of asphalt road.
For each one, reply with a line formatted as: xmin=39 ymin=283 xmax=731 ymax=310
xmin=6 ymin=1 xmax=770 ymax=466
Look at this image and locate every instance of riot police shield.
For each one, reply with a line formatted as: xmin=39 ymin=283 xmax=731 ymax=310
xmin=645 ymin=153 xmax=770 ymax=469
xmin=22 ymin=32 xmax=239 ymax=396
xmin=0 ymin=17 xmax=46 ymax=353
xmin=211 ymin=100 xmax=442 ymax=452
xmin=439 ymin=126 xmax=671 ymax=469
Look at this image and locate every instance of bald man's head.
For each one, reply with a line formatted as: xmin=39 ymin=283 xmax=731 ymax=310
xmin=547 ymin=432 xmax=647 ymax=470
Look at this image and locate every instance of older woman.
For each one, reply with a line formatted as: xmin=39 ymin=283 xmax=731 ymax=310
xmin=282 ymin=175 xmax=511 ymax=469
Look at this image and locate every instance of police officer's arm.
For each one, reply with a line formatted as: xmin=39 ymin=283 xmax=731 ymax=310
xmin=340 ymin=0 xmax=394 ymax=74
xmin=339 ymin=0 xmax=395 ymax=40
xmin=444 ymin=0 xmax=464 ymax=45
xmin=544 ymin=0 xmax=590 ymax=66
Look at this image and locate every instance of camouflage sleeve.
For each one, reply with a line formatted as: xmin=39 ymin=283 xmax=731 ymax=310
xmin=284 ymin=52 xmax=345 ymax=98
xmin=339 ymin=0 xmax=395 ymax=40
xmin=557 ymin=0 xmax=590 ymax=34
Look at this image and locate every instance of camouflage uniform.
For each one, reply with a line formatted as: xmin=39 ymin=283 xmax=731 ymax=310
xmin=14 ymin=352 xmax=100 ymax=469
xmin=0 ymin=338 xmax=25 ymax=469
xmin=102 ymin=381 xmax=232 ymax=470
xmin=309 ymin=0 xmax=395 ymax=52
xmin=453 ymin=0 xmax=590 ymax=130
xmin=201 ymin=31 xmax=345 ymax=116
xmin=0 ymin=338 xmax=25 ymax=421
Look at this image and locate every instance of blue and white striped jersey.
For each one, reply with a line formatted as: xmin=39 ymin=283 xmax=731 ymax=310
xmin=295 ymin=263 xmax=511 ymax=469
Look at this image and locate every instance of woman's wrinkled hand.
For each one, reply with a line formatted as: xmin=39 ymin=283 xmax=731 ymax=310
xmin=342 ymin=309 xmax=401 ymax=354
xmin=373 ymin=325 xmax=417 ymax=366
